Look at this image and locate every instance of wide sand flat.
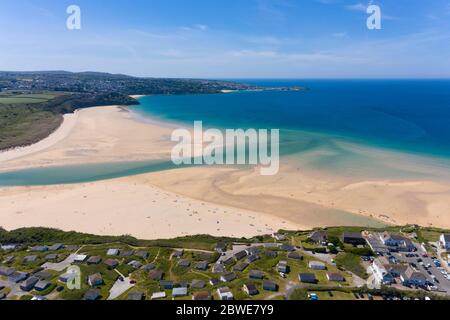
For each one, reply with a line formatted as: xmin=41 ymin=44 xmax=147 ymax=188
xmin=1 ymin=105 xmax=450 ymax=239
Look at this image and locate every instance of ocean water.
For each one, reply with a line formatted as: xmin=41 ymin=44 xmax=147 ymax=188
xmin=1 ymin=79 xmax=450 ymax=186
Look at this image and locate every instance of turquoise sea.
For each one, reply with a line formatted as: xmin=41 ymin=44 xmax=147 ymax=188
xmin=1 ymin=79 xmax=450 ymax=186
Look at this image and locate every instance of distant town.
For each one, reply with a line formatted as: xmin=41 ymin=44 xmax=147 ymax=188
xmin=1 ymin=226 xmax=449 ymax=301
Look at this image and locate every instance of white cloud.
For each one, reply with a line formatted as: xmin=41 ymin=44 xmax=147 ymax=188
xmin=345 ymin=3 xmax=368 ymax=12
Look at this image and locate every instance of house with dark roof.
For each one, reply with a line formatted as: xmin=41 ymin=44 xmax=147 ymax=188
xmin=280 ymin=244 xmax=295 ymax=252
xmin=48 ymin=243 xmax=63 ymax=251
xmin=263 ymin=280 xmax=278 ymax=292
xmin=30 ymin=245 xmax=48 ymax=252
xmin=193 ymin=291 xmax=211 ymax=300
xmin=243 ymin=283 xmax=258 ymax=296
xmin=195 ymin=261 xmax=209 ymax=271
xmin=309 ymin=261 xmax=326 ymax=270
xmin=173 ymin=249 xmax=184 ymax=259
xmin=23 ymin=255 xmax=38 ymax=263
xmin=380 ymin=233 xmax=416 ymax=252
xmin=135 ymin=250 xmax=149 ymax=259
xmin=84 ymin=289 xmax=100 ymax=301
xmin=298 ymin=273 xmax=317 ymax=284
xmin=220 ymin=272 xmax=237 ymax=283
xmin=45 ymin=253 xmax=58 ymax=261
xmin=0 ymin=266 xmax=15 ymax=276
xmin=342 ymin=232 xmax=366 ymax=246
xmin=9 ymin=271 xmax=29 ymax=283
xmin=35 ymin=280 xmax=51 ymax=291
xmin=210 ymin=278 xmax=220 ymax=286
xmin=287 ymin=252 xmax=303 ymax=260
xmin=159 ymin=280 xmax=173 ymax=290
xmin=212 ymin=263 xmax=225 ymax=273
xmin=142 ymin=263 xmax=156 ymax=271
xmin=149 ymin=270 xmax=164 ymax=281
xmin=266 ymin=250 xmax=278 ymax=258
xmin=88 ymin=273 xmax=103 ymax=287
xmin=249 ymin=270 xmax=265 ymax=280
xmin=400 ymin=267 xmax=428 ymax=287
xmin=233 ymin=262 xmax=249 ymax=272
xmin=308 ymin=230 xmax=328 ymax=244
xmin=234 ymin=250 xmax=247 ymax=261
xmin=246 ymin=254 xmax=260 ymax=264
xmin=128 ymin=291 xmax=144 ymax=300
xmin=34 ymin=271 xmax=52 ymax=280
xmin=223 ymin=257 xmax=234 ymax=265
xmin=326 ymin=273 xmax=345 ymax=282
xmin=191 ymin=279 xmax=206 ymax=289
xmin=87 ymin=256 xmax=102 ymax=265
xmin=104 ymin=259 xmax=119 ymax=269
xmin=20 ymin=276 xmax=39 ymax=291
xmin=178 ymin=259 xmax=191 ymax=268
xmin=120 ymin=250 xmax=134 ymax=257
xmin=2 ymin=256 xmax=15 ymax=264
xmin=215 ymin=242 xmax=227 ymax=253
xmin=128 ymin=260 xmax=143 ymax=269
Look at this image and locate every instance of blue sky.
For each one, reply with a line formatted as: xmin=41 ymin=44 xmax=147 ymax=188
xmin=1 ymin=0 xmax=450 ymax=78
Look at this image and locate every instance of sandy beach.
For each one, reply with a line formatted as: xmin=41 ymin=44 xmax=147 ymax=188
xmin=1 ymin=105 xmax=450 ymax=239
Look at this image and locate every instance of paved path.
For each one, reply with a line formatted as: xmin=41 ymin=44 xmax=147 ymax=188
xmin=42 ymin=253 xmax=77 ymax=272
xmin=108 ymin=276 xmax=134 ymax=300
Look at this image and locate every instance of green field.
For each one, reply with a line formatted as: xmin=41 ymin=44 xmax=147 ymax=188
xmin=0 ymin=93 xmax=58 ymax=104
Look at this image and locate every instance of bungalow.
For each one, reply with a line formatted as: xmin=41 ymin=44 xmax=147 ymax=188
xmin=308 ymin=231 xmax=328 ymax=244
xmin=380 ymin=233 xmax=416 ymax=252
xmin=272 ymin=233 xmax=286 ymax=241
xmin=45 ymin=254 xmax=58 ymax=261
xmin=386 ymin=264 xmax=408 ymax=278
xmin=59 ymin=272 xmax=76 ymax=283
xmin=287 ymin=252 xmax=303 ymax=260
xmin=178 ymin=259 xmax=191 ymax=268
xmin=87 ymin=256 xmax=102 ymax=265
xmin=223 ymin=257 xmax=235 ymax=265
xmin=326 ymin=273 xmax=345 ymax=282
xmin=210 ymin=278 xmax=220 ymax=286
xmin=107 ymin=248 xmax=120 ymax=256
xmin=243 ymin=283 xmax=259 ymax=296
xmin=104 ymin=259 xmax=119 ymax=269
xmin=142 ymin=263 xmax=156 ymax=271
xmin=277 ymin=261 xmax=289 ymax=274
xmin=74 ymin=255 xmax=88 ymax=263
xmin=233 ymin=262 xmax=249 ymax=272
xmin=263 ymin=280 xmax=278 ymax=292
xmin=309 ymin=261 xmax=326 ymax=271
xmin=30 ymin=245 xmax=48 ymax=252
xmin=159 ymin=280 xmax=174 ymax=290
xmin=135 ymin=250 xmax=149 ymax=259
xmin=120 ymin=250 xmax=134 ymax=257
xmin=298 ymin=273 xmax=318 ymax=284
xmin=401 ymin=267 xmax=428 ymax=287
xmin=191 ymin=279 xmax=206 ymax=289
xmin=48 ymin=243 xmax=63 ymax=251
xmin=1 ymin=244 xmax=17 ymax=251
xmin=173 ymin=249 xmax=184 ymax=259
xmin=178 ymin=281 xmax=189 ymax=288
xmin=245 ymin=247 xmax=260 ymax=256
xmin=342 ymin=232 xmax=366 ymax=246
xmin=128 ymin=260 xmax=143 ymax=269
xmin=440 ymin=234 xmax=450 ymax=250
xmin=34 ymin=271 xmax=52 ymax=280
xmin=217 ymin=287 xmax=234 ymax=300
xmin=266 ymin=250 xmax=278 ymax=258
xmin=23 ymin=255 xmax=38 ymax=263
xmin=128 ymin=291 xmax=144 ymax=301
xmin=212 ymin=264 xmax=225 ymax=273
xmin=234 ymin=250 xmax=247 ymax=261
xmin=193 ymin=291 xmax=211 ymax=301
xmin=88 ymin=273 xmax=103 ymax=287
xmin=246 ymin=254 xmax=260 ymax=264
xmin=9 ymin=271 xmax=29 ymax=283
xmin=172 ymin=287 xmax=188 ymax=298
xmin=220 ymin=272 xmax=237 ymax=283
xmin=280 ymin=244 xmax=295 ymax=252
xmin=84 ymin=289 xmax=100 ymax=301
xmin=151 ymin=292 xmax=166 ymax=300
xmin=34 ymin=280 xmax=51 ymax=291
xmin=249 ymin=270 xmax=265 ymax=280
xmin=195 ymin=261 xmax=209 ymax=271
xmin=0 ymin=266 xmax=15 ymax=276
xmin=215 ymin=242 xmax=227 ymax=253
xmin=149 ymin=270 xmax=164 ymax=281
xmin=20 ymin=276 xmax=39 ymax=291
xmin=3 ymin=256 xmax=15 ymax=264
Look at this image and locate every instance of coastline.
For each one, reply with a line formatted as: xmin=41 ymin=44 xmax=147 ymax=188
xmin=1 ymin=104 xmax=450 ymax=238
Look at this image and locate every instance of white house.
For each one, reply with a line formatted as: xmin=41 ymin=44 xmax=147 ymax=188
xmin=217 ymin=287 xmax=234 ymax=300
xmin=371 ymin=259 xmax=394 ymax=285
xmin=440 ymin=234 xmax=450 ymax=250
xmin=308 ymin=261 xmax=326 ymax=270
